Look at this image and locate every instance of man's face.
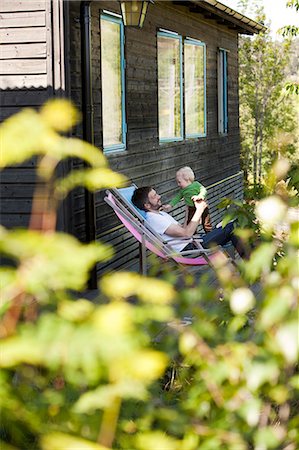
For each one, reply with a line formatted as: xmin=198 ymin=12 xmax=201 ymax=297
xmin=145 ymin=189 xmax=162 ymax=211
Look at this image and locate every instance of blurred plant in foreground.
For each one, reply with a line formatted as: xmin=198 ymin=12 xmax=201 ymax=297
xmin=0 ymin=102 xmax=298 ymax=450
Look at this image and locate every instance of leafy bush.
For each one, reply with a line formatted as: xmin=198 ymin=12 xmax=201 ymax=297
xmin=0 ymin=101 xmax=298 ymax=450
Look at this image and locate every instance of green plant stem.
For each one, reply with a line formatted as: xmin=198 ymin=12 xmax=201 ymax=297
xmin=97 ymin=396 xmax=122 ymax=448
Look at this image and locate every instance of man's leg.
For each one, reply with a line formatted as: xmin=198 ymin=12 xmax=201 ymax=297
xmin=202 ymin=223 xmax=249 ymax=259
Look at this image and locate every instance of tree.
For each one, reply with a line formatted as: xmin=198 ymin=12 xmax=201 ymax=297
xmin=237 ymin=1 xmax=297 ymax=189
xmin=279 ymin=0 xmax=299 ymax=94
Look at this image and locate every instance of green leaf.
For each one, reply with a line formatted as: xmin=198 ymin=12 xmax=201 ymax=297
xmin=238 ymin=398 xmax=262 ymax=426
xmin=0 ymin=108 xmax=59 ymax=167
xmin=55 ymin=168 xmax=127 ymax=197
xmin=274 ymin=322 xmax=299 ymax=363
xmin=0 ymin=229 xmax=113 ymax=294
xmin=41 ymin=433 xmax=109 ymax=450
xmin=40 ymin=99 xmax=80 ymax=132
xmin=0 ymin=101 xmax=107 ymax=170
xmin=58 ymin=299 xmax=95 ymax=322
xmin=254 ymin=427 xmax=284 ymax=449
xmin=245 ymin=243 xmax=277 ymax=282
xmin=259 ymin=287 xmax=293 ymax=329
xmin=74 ymin=382 xmax=146 ymax=413
xmin=246 ymin=361 xmax=279 ymax=391
xmin=135 ymin=431 xmax=181 ymax=450
xmin=0 ymin=440 xmax=20 ymax=450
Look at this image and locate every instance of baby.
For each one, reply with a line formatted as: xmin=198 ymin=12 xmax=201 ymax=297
xmin=163 ymin=166 xmax=212 ymax=233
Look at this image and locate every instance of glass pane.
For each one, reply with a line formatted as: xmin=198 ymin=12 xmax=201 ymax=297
xmin=101 ymin=18 xmax=123 ymax=148
xmin=158 ymin=35 xmax=182 ymax=140
xmin=185 ymin=43 xmax=205 ymax=136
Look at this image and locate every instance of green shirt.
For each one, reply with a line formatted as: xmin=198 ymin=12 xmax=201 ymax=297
xmin=170 ymin=181 xmax=207 ymax=207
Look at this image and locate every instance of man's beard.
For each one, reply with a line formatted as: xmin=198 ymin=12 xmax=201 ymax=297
xmin=149 ymin=201 xmax=161 ymax=211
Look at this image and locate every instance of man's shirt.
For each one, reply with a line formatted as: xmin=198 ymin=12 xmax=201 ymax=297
xmin=146 ymin=211 xmax=192 ymax=253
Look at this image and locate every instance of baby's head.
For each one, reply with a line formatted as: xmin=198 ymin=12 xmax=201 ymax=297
xmin=176 ymin=166 xmax=195 ymax=188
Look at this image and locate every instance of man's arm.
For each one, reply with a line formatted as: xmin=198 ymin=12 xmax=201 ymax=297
xmin=165 ymin=201 xmax=207 ymax=238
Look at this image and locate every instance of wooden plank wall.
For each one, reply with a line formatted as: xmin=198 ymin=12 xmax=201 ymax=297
xmin=0 ymin=0 xmax=51 ymax=229
xmin=68 ymin=1 xmax=243 ymax=275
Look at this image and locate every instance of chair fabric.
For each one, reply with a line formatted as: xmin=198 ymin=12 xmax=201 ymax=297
xmin=115 ymin=185 xmax=148 ymax=220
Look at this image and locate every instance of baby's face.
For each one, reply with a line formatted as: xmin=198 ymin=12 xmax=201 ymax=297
xmin=176 ymin=174 xmax=190 ymax=189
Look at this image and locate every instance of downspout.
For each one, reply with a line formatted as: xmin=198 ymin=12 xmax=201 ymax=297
xmin=80 ymin=1 xmax=97 ymax=289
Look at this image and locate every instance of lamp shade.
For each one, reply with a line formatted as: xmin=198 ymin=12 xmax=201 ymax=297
xmin=119 ymin=1 xmax=152 ymax=28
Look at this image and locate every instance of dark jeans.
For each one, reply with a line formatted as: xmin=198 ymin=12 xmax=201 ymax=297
xmin=183 ymin=222 xmax=248 ymax=259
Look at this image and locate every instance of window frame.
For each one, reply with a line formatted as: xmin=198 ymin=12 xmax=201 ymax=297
xmin=218 ymin=48 xmax=228 ymax=135
xmin=157 ymin=30 xmax=184 ymax=143
xmin=100 ymin=12 xmax=127 ymax=154
xmin=184 ymin=37 xmax=207 ymax=139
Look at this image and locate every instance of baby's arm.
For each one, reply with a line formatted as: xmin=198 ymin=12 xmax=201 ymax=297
xmin=192 ymin=184 xmax=207 ymax=202
xmin=198 ymin=184 xmax=207 ymax=199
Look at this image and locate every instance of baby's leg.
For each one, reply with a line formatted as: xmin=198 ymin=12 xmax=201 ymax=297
xmin=202 ymin=206 xmax=213 ymax=233
xmin=186 ymin=206 xmax=196 ymax=225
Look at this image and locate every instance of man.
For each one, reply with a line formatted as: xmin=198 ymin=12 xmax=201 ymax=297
xmin=131 ymin=186 xmax=249 ymax=258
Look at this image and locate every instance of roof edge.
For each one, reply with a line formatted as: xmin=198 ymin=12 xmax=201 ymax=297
xmin=191 ymin=0 xmax=267 ymax=35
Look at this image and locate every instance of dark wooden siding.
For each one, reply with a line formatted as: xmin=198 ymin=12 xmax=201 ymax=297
xmin=0 ymin=0 xmax=68 ymax=231
xmin=67 ymin=1 xmax=243 ymax=275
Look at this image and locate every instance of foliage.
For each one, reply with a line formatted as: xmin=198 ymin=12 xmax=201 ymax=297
xmin=1 ymin=102 xmax=298 ymax=450
xmin=238 ymin=0 xmax=299 ymax=189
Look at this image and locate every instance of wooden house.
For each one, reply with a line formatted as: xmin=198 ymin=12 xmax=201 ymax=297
xmin=0 ymin=1 xmax=264 ymax=282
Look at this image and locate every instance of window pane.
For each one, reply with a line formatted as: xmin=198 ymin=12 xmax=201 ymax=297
xmin=184 ymin=43 xmax=205 ymax=136
xmin=158 ymin=35 xmax=182 ymax=140
xmin=101 ymin=17 xmax=124 ymax=149
xmin=218 ymin=49 xmax=228 ymax=134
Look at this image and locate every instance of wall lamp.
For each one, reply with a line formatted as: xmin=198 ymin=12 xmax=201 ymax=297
xmin=119 ymin=1 xmax=154 ymax=28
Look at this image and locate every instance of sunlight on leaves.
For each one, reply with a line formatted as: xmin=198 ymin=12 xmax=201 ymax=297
xmin=0 ymin=229 xmax=113 ymax=294
xmin=255 ymin=195 xmax=287 ymax=231
xmin=93 ymin=302 xmax=133 ymax=335
xmin=74 ymin=382 xmax=147 ymax=414
xmin=40 ymin=99 xmax=80 ymax=132
xmin=100 ymin=272 xmax=175 ymax=304
xmin=55 ymin=168 xmax=127 ymax=198
xmin=246 ymin=361 xmax=279 ymax=391
xmin=0 ymin=108 xmax=59 ymax=167
xmin=135 ymin=431 xmax=181 ymax=450
xmin=229 ymin=288 xmax=255 ymax=315
xmin=41 ymin=432 xmax=109 ymax=450
xmin=274 ymin=322 xmax=299 ymax=363
xmin=58 ymin=299 xmax=95 ymax=322
xmin=245 ymin=243 xmax=277 ymax=281
xmin=116 ymin=350 xmax=168 ymax=383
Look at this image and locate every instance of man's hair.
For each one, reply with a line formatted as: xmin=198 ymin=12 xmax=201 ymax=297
xmin=177 ymin=166 xmax=195 ymax=182
xmin=131 ymin=186 xmax=153 ymax=211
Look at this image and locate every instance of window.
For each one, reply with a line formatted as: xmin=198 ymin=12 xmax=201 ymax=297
xmin=157 ymin=31 xmax=183 ymax=141
xmin=157 ymin=31 xmax=206 ymax=142
xmin=184 ymin=38 xmax=206 ymax=137
xmin=100 ymin=14 xmax=126 ymax=152
xmin=218 ymin=48 xmax=228 ymax=134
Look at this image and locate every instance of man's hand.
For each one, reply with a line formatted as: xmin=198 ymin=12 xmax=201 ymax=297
xmin=192 ymin=194 xmax=205 ymax=202
xmin=161 ymin=204 xmax=172 ymax=212
xmin=194 ymin=200 xmax=207 ymax=214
